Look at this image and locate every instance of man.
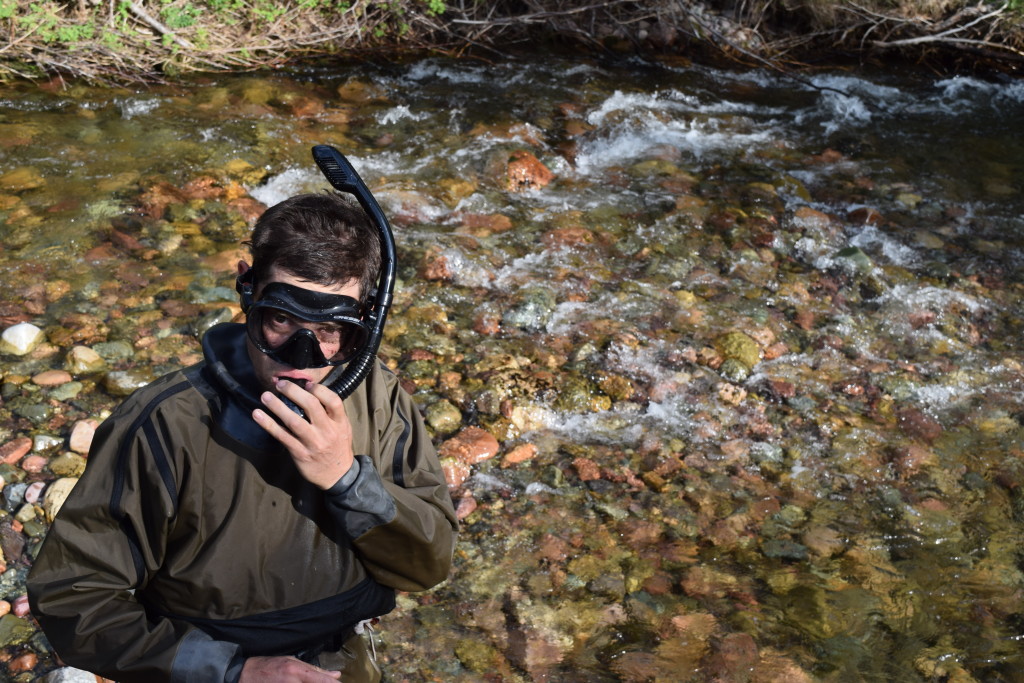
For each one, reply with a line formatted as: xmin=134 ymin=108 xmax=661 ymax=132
xmin=27 ymin=189 xmax=459 ymax=682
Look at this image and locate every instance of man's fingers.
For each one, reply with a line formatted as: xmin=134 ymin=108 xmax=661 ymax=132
xmin=252 ymin=407 xmax=304 ymax=451
xmin=305 ymin=381 xmax=347 ymax=419
xmin=273 ymin=379 xmax=326 ymax=418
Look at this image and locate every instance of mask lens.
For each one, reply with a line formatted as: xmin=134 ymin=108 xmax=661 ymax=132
xmin=248 ymin=306 xmax=368 ymax=366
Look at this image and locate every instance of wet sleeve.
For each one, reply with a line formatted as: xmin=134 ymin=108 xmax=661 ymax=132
xmin=324 ymin=384 xmax=458 ymax=592
xmin=26 ymin=398 xmax=242 ymax=683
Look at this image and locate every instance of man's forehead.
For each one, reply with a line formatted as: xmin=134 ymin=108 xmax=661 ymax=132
xmin=261 ymin=265 xmax=360 ymax=298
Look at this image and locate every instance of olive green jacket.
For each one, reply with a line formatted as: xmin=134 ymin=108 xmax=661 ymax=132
xmin=27 ymin=324 xmax=458 ymax=682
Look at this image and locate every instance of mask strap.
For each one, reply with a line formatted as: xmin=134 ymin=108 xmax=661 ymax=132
xmin=236 ymin=268 xmax=256 ymax=313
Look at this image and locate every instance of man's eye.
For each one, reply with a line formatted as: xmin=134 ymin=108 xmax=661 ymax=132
xmin=268 ymin=312 xmax=292 ymax=327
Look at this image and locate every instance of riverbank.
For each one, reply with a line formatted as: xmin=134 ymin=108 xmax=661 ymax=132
xmin=0 ymin=0 xmax=1022 ymax=84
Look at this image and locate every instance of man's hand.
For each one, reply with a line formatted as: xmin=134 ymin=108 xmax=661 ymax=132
xmin=240 ymin=655 xmax=341 ymax=682
xmin=253 ymin=379 xmax=355 ymax=489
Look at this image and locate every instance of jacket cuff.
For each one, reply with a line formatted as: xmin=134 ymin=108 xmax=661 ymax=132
xmin=324 ymin=454 xmax=397 ymax=539
xmin=170 ymin=629 xmax=243 ymax=683
xmin=326 ymin=456 xmax=362 ymax=495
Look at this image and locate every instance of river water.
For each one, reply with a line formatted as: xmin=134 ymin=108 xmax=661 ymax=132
xmin=1 ymin=53 xmax=1023 ymax=681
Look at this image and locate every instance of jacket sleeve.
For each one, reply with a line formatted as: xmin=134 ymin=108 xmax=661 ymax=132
xmin=324 ymin=375 xmax=458 ymax=592
xmin=26 ymin=390 xmax=244 ymax=683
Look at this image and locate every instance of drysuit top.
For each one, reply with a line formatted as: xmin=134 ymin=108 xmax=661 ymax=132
xmin=27 ymin=323 xmax=458 ymax=682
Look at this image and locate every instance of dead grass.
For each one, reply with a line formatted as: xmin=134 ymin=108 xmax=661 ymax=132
xmin=0 ymin=0 xmax=1021 ymax=84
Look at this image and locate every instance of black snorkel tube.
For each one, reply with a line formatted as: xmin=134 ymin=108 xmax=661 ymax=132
xmin=311 ymin=144 xmax=396 ymax=399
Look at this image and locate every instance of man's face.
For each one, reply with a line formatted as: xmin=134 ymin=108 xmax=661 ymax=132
xmin=246 ymin=265 xmax=362 ymax=393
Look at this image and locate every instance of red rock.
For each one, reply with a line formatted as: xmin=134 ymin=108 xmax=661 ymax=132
xmin=762 ymin=342 xmax=789 ymax=360
xmin=24 ymin=481 xmax=45 ymax=504
xmin=31 ymin=369 xmax=72 ymax=387
xmin=226 ymin=197 xmax=266 ymax=223
xmin=537 ymin=534 xmax=570 ymax=564
xmin=794 ymin=309 xmax=815 ymax=330
xmin=572 ymin=457 xmax=601 ymax=481
xmin=438 ymin=426 xmax=499 ymax=466
xmin=897 ymin=408 xmax=943 ymax=443
xmin=890 ymin=444 xmax=936 ymax=476
xmin=705 ymin=632 xmax=758 ymax=679
xmin=67 ymin=419 xmax=97 ymax=456
xmin=455 ymin=494 xmax=477 ymax=521
xmin=541 ymin=226 xmax=593 ymax=248
xmin=421 ymin=250 xmax=453 ymax=281
xmin=459 ymin=212 xmax=513 ymax=233
xmin=472 ymin=310 xmax=500 ymax=336
xmin=137 ymin=181 xmax=187 ymax=219
xmin=909 ymin=310 xmax=937 ymax=329
xmin=7 ymin=652 xmax=36 ymax=673
xmin=641 ymin=572 xmax=674 ymax=595
xmin=11 ymin=595 xmax=29 ymax=617
xmin=109 ymin=229 xmax=145 ymax=252
xmin=440 ymin=457 xmax=470 ymax=490
xmin=506 ymin=151 xmax=554 ymax=192
xmin=0 ymin=438 xmax=31 ymax=465
xmin=502 ymin=443 xmax=537 ymax=467
xmin=181 ymin=175 xmax=226 ymax=200
xmin=21 ymin=455 xmax=48 ymax=473
xmin=847 ymin=207 xmax=883 ymax=225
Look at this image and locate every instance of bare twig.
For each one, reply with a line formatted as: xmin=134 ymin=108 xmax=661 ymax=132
xmin=125 ymin=1 xmax=195 ymax=50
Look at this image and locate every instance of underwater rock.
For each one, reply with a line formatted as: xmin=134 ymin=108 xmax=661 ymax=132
xmin=43 ymin=478 xmax=78 ymax=522
xmin=0 ymin=323 xmax=44 ymax=356
xmin=49 ymin=453 xmax=86 ymax=478
xmin=455 ymin=493 xmax=477 ymax=521
xmin=438 ymin=426 xmax=499 ymax=466
xmin=554 ymin=374 xmax=610 ymax=413
xmin=502 ymin=287 xmax=556 ymax=331
xmin=801 ymin=525 xmax=846 ymax=558
xmin=506 ymin=151 xmax=554 ymax=192
xmin=896 ymin=407 xmax=943 ymax=443
xmin=103 ymin=369 xmax=156 ymax=397
xmin=0 ymin=167 xmax=45 ymax=192
xmin=68 ymin=419 xmax=96 ymax=456
xmin=8 ymin=652 xmax=37 ymax=674
xmin=704 ymin=632 xmax=758 ymax=682
xmin=0 ymin=614 xmax=34 ymax=647
xmin=31 ymin=370 xmax=71 ymax=387
xmin=440 ymin=457 xmax=470 ymax=490
xmin=63 ymin=346 xmax=107 ymax=375
xmin=44 ymin=666 xmax=104 ymax=682
xmin=425 ymin=400 xmax=463 ymax=435
xmin=502 ymin=443 xmax=537 ymax=467
xmin=0 ymin=439 xmax=31 ymax=466
xmin=714 ymin=331 xmax=761 ymax=371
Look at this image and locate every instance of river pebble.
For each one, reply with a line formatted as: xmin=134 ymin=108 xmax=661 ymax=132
xmin=20 ymin=455 xmax=47 ymax=474
xmin=68 ymin=420 xmax=98 ymax=455
xmin=0 ymin=324 xmax=44 ymax=356
xmin=0 ymin=439 xmax=31 ymax=466
xmin=63 ymin=346 xmax=106 ymax=375
xmin=438 ymin=427 xmax=500 ymax=466
xmin=44 ymin=667 xmax=106 ymax=683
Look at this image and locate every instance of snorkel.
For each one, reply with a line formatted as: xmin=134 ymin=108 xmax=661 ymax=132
xmin=311 ymin=145 xmax=396 ymax=399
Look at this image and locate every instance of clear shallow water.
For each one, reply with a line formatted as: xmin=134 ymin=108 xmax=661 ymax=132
xmin=1 ymin=54 xmax=1023 ymax=680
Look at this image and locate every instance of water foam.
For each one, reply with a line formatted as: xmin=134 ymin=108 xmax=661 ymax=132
xmin=249 ymin=168 xmax=320 ymax=206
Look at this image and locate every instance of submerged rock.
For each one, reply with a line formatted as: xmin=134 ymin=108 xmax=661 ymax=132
xmin=0 ymin=324 xmax=44 ymax=357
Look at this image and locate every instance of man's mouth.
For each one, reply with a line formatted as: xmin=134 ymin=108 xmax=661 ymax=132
xmin=276 ymin=374 xmax=311 ymax=387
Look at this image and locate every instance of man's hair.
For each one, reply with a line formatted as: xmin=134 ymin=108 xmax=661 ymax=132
xmin=246 ymin=192 xmax=382 ymax=304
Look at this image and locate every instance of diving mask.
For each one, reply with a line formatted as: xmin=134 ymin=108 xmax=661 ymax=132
xmin=239 ymin=278 xmax=369 ymax=369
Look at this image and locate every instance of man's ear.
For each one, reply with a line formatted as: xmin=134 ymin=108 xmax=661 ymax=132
xmin=237 ymin=260 xmax=251 ymax=277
